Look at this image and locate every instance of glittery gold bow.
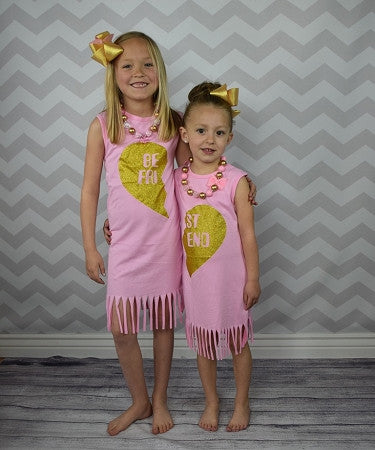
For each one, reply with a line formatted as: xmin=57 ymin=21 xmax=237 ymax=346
xmin=210 ymin=84 xmax=240 ymax=117
xmin=89 ymin=31 xmax=124 ymax=67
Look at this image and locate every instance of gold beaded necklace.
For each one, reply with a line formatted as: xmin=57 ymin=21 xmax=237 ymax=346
xmin=181 ymin=156 xmax=227 ymax=199
xmin=121 ymin=107 xmax=160 ymax=140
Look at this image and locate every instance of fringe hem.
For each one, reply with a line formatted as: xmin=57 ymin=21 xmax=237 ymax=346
xmin=106 ymin=290 xmax=183 ymax=334
xmin=186 ymin=316 xmax=254 ymax=360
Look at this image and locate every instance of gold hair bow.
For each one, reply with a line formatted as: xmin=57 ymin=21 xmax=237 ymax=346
xmin=89 ymin=31 xmax=124 ymax=67
xmin=210 ymin=84 xmax=240 ymax=117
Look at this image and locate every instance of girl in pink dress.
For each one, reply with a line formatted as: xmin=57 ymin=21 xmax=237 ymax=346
xmin=175 ymin=82 xmax=261 ymax=432
xmin=80 ymin=31 xmax=190 ymax=436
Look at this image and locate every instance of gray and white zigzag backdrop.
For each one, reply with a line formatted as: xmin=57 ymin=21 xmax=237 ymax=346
xmin=1 ymin=0 xmax=374 ymax=336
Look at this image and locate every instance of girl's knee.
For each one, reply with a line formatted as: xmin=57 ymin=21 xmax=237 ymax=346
xmin=229 ymin=326 xmax=249 ymax=355
xmin=112 ymin=328 xmax=138 ymax=349
xmin=110 ymin=298 xmax=139 ymax=335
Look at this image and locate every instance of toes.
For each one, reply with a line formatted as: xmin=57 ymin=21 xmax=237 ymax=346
xmin=107 ymin=423 xmax=120 ymax=436
xmin=199 ymin=421 xmax=218 ymax=432
xmin=152 ymin=421 xmax=173 ymax=434
xmin=226 ymin=422 xmax=247 ymax=432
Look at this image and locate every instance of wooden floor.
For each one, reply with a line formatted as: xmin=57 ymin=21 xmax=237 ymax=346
xmin=0 ymin=357 xmax=374 ymax=449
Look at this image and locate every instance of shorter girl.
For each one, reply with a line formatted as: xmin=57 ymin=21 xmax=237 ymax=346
xmin=175 ymin=82 xmax=261 ymax=432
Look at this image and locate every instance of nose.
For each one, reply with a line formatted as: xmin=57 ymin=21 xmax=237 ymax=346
xmin=133 ymin=64 xmax=145 ymax=76
xmin=206 ymin=132 xmax=215 ymax=143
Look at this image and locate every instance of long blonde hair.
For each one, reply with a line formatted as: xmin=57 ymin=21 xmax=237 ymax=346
xmin=104 ymin=31 xmax=180 ymax=143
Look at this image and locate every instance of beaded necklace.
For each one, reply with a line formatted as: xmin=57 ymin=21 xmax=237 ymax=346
xmin=181 ymin=156 xmax=227 ymax=199
xmin=121 ymin=107 xmax=160 ymax=140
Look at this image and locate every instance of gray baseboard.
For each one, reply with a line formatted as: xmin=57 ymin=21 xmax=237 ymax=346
xmin=1 ymin=332 xmax=374 ymax=359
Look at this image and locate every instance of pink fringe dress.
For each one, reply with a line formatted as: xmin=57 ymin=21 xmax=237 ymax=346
xmin=175 ymin=163 xmax=254 ymax=360
xmin=98 ymin=111 xmax=182 ymax=333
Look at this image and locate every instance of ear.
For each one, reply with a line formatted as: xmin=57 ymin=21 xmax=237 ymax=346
xmin=227 ymin=132 xmax=233 ymax=144
xmin=179 ymin=126 xmax=189 ymax=143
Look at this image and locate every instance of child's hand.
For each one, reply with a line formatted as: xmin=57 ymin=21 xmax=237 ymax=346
xmin=85 ymin=249 xmax=106 ymax=284
xmin=243 ymin=279 xmax=261 ymax=310
xmin=246 ymin=176 xmax=258 ymax=206
xmin=103 ymin=218 xmax=112 ymax=245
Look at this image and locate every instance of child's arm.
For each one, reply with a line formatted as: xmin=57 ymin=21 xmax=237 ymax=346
xmin=103 ymin=218 xmax=112 ymax=245
xmin=235 ymin=176 xmax=261 ymax=309
xmin=80 ymin=118 xmax=106 ymax=284
xmin=246 ymin=176 xmax=258 ymax=206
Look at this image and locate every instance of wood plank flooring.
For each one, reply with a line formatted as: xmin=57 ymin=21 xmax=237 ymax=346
xmin=0 ymin=357 xmax=374 ymax=449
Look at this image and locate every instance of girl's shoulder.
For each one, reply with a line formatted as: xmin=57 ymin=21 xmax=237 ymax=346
xmin=96 ymin=110 xmax=107 ymax=121
xmin=92 ymin=111 xmax=108 ymax=141
xmin=225 ymin=164 xmax=248 ymax=201
xmin=226 ymin=163 xmax=247 ymax=179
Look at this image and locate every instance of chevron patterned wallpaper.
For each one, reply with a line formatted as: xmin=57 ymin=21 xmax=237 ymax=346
xmin=1 ymin=0 xmax=374 ymax=337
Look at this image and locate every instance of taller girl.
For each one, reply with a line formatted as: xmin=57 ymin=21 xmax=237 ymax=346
xmin=80 ymin=31 xmax=189 ymax=435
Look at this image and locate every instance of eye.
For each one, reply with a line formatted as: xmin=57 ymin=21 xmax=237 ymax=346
xmin=216 ymin=130 xmax=225 ymax=136
xmin=145 ymin=62 xmax=154 ymax=68
xmin=196 ymin=128 xmax=205 ymax=134
xmin=122 ymin=64 xmax=132 ymax=69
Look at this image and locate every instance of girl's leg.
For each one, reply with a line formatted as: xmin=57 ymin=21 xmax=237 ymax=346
xmin=151 ymin=298 xmax=174 ymax=434
xmin=227 ymin=342 xmax=252 ymax=432
xmin=107 ymin=301 xmax=152 ymax=436
xmin=197 ymin=354 xmax=219 ymax=431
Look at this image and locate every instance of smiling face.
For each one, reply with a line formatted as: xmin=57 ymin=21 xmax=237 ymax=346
xmin=180 ymin=104 xmax=233 ymax=173
xmin=114 ymin=37 xmax=159 ymax=112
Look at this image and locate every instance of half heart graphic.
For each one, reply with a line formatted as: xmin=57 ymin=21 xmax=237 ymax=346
xmin=118 ymin=142 xmax=168 ymax=217
xmin=183 ymin=204 xmax=226 ymax=276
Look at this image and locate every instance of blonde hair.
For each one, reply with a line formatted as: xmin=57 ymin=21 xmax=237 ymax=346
xmin=183 ymin=81 xmax=234 ymax=131
xmin=104 ymin=31 xmax=180 ymax=143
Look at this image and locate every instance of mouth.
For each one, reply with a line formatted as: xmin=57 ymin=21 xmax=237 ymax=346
xmin=201 ymin=148 xmax=215 ymax=155
xmin=131 ymin=82 xmax=149 ymax=88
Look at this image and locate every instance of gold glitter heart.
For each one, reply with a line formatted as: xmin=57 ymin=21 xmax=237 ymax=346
xmin=183 ymin=204 xmax=226 ymax=276
xmin=118 ymin=142 xmax=168 ymax=217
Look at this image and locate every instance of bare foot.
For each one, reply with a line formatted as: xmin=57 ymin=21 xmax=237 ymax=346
xmin=199 ymin=401 xmax=219 ymax=432
xmin=107 ymin=402 xmax=152 ymax=436
xmin=151 ymin=397 xmax=174 ymax=434
xmin=226 ymin=403 xmax=250 ymax=432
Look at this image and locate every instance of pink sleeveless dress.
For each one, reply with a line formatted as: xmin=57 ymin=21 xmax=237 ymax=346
xmin=174 ymin=163 xmax=253 ymax=360
xmin=98 ymin=111 xmax=182 ymax=334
